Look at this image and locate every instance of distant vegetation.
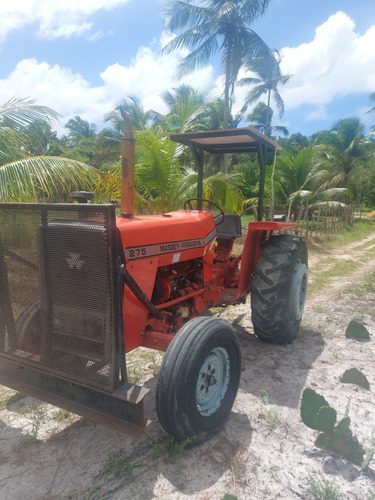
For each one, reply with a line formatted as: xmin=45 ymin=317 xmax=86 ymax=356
xmin=1 ymin=0 xmax=374 ymax=215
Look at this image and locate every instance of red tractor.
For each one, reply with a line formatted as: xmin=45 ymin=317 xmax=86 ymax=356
xmin=0 ymin=117 xmax=307 ymax=443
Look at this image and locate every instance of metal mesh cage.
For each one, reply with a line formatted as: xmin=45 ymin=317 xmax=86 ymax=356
xmin=0 ymin=203 xmax=122 ymax=393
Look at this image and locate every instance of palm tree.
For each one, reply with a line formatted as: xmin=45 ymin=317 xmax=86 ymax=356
xmin=162 ymin=0 xmax=271 ymax=129
xmin=105 ymin=96 xmax=158 ymax=137
xmin=105 ymin=128 xmax=244 ymax=213
xmin=282 ymin=132 xmax=310 ymax=154
xmin=0 ymin=97 xmax=59 ymax=165
xmin=275 ymin=145 xmax=345 ymax=220
xmin=157 ymin=84 xmax=212 ymax=133
xmin=64 ymin=116 xmax=96 ymax=146
xmin=315 ymin=117 xmax=375 ymax=204
xmin=0 ymin=97 xmax=100 ymax=202
xmin=239 ymin=50 xmax=291 ymax=136
xmin=246 ymin=102 xmax=289 ymax=139
xmin=22 ymin=120 xmax=58 ymax=156
xmin=0 ymin=157 xmax=101 ymax=202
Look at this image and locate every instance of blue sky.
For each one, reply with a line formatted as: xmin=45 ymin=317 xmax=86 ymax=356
xmin=1 ymin=0 xmax=374 ymax=137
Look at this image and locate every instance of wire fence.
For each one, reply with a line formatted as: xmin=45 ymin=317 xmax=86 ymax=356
xmin=273 ymin=204 xmax=355 ymax=237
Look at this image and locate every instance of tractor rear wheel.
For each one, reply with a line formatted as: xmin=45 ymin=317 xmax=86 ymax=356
xmin=251 ymin=234 xmax=308 ymax=345
xmin=156 ymin=317 xmax=241 ymax=443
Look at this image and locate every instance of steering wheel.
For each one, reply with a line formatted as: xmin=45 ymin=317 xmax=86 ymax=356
xmin=183 ymin=198 xmax=225 ymax=225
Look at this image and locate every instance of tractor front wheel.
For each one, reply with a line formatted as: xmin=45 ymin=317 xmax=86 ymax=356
xmin=251 ymin=234 xmax=308 ymax=344
xmin=156 ymin=317 xmax=241 ymax=443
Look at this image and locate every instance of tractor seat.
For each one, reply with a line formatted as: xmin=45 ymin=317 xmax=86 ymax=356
xmin=216 ymin=213 xmax=242 ymax=240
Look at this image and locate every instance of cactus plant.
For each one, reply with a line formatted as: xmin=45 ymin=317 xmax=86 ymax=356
xmin=300 ymin=388 xmax=332 ymax=430
xmin=340 ymin=368 xmax=370 ymax=390
xmin=345 ymin=320 xmax=370 ymax=340
xmin=258 ymin=390 xmax=281 ymax=426
xmin=300 ymin=388 xmax=373 ymax=468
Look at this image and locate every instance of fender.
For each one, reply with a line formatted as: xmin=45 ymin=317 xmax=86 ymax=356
xmin=238 ymin=221 xmax=298 ymax=297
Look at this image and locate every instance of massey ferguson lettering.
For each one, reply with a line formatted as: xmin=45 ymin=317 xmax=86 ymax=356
xmin=160 ymin=240 xmax=201 ymax=252
xmin=160 ymin=243 xmax=180 ymax=252
xmin=125 ymin=238 xmax=203 ymax=261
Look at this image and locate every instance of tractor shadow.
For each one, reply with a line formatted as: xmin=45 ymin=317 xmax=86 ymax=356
xmin=234 ymin=321 xmax=324 ymax=410
xmin=0 ymin=320 xmax=320 ymax=500
xmin=0 ymin=374 xmax=251 ymax=500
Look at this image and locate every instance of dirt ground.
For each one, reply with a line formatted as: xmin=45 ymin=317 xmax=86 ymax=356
xmin=0 ymin=228 xmax=375 ymax=500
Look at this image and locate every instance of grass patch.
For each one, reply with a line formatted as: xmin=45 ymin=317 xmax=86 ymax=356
xmin=104 ymin=455 xmax=145 ymax=479
xmin=240 ymin=214 xmax=256 ymax=228
xmin=360 ymin=271 xmax=375 ymax=293
xmin=350 ymin=237 xmax=375 ymax=252
xmin=307 ymin=475 xmax=341 ymax=500
xmin=309 ymin=220 xmax=375 ymax=255
xmin=308 ymin=245 xmax=375 ymax=293
xmin=126 ymin=348 xmax=162 ymax=384
xmin=309 ymin=259 xmax=361 ymax=293
xmin=52 ymin=409 xmax=76 ymax=422
xmin=339 ymin=268 xmax=375 ymax=301
xmin=0 ymin=391 xmax=25 ymax=410
xmin=146 ymin=435 xmax=194 ymax=462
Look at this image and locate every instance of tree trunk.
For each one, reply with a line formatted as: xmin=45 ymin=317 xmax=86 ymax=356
xmin=223 ymin=58 xmax=231 ymax=175
xmin=270 ymin=149 xmax=277 ymax=220
xmin=265 ymin=89 xmax=271 ymax=136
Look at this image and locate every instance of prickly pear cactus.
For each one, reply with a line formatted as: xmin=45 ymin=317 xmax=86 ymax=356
xmin=340 ymin=368 xmax=370 ymax=390
xmin=314 ymin=406 xmax=337 ymax=433
xmin=300 ymin=388 xmax=373 ymax=468
xmin=345 ymin=320 xmax=370 ymax=340
xmin=300 ymin=388 xmax=332 ymax=430
xmin=315 ymin=426 xmax=364 ymax=467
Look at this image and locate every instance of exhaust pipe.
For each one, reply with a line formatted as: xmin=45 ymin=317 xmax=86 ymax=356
xmin=120 ymin=108 xmax=135 ymax=218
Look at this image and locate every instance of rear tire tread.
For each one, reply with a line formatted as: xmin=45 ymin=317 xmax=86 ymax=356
xmin=251 ymin=235 xmax=308 ymax=345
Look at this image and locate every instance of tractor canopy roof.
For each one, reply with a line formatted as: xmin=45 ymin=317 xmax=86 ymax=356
xmin=169 ymin=126 xmax=281 ymax=155
xmin=169 ymin=126 xmax=282 ymax=221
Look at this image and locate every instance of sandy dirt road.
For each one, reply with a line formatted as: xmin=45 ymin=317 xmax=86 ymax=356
xmin=0 ymin=229 xmax=374 ymax=500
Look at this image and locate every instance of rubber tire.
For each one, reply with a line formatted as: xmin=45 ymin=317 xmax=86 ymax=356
xmin=156 ymin=316 xmax=241 ymax=443
xmin=251 ymin=234 xmax=308 ymax=345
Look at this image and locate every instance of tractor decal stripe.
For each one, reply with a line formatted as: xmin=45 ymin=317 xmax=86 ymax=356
xmin=204 ymin=228 xmax=217 ymax=246
xmin=125 ymin=231 xmax=215 ymax=261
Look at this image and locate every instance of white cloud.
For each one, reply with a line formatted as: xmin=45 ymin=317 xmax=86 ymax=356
xmin=358 ymin=106 xmax=375 ymax=130
xmin=0 ymin=0 xmax=131 ymax=43
xmin=305 ymin=105 xmax=328 ymax=122
xmin=0 ymin=59 xmax=111 ymax=132
xmin=0 ymin=36 xmax=215 ymax=134
xmin=279 ymin=12 xmax=375 ymax=115
xmin=4 ymin=7 xmax=373 ymax=135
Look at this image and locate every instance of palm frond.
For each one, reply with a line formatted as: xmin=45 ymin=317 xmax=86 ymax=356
xmin=0 ymin=97 xmax=59 ymax=128
xmin=0 ymin=156 xmax=100 ymax=202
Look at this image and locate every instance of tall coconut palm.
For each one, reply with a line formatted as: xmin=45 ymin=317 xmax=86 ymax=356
xmin=156 ymin=85 xmax=210 ymax=133
xmin=105 ymin=127 xmax=244 ymax=213
xmin=246 ymin=102 xmax=289 ymax=139
xmin=315 ymin=117 xmax=375 ymax=202
xmin=162 ymin=0 xmax=271 ymax=129
xmin=0 ymin=97 xmax=100 ymax=202
xmin=239 ymin=51 xmax=291 ymax=136
xmin=64 ymin=116 xmax=96 ymax=146
xmin=105 ymin=96 xmax=158 ymax=137
xmin=275 ymin=145 xmax=346 ymax=219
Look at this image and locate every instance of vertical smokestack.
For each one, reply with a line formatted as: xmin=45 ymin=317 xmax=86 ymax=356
xmin=120 ymin=108 xmax=135 ymax=218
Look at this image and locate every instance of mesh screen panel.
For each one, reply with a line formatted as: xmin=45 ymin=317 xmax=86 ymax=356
xmin=0 ymin=203 xmax=121 ymax=392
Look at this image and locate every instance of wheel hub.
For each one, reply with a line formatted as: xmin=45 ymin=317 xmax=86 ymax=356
xmin=196 ymin=347 xmax=230 ymax=417
xmin=289 ymin=262 xmax=308 ymax=321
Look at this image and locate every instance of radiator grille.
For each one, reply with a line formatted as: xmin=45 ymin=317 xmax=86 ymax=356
xmin=0 ymin=203 xmax=122 ymax=392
